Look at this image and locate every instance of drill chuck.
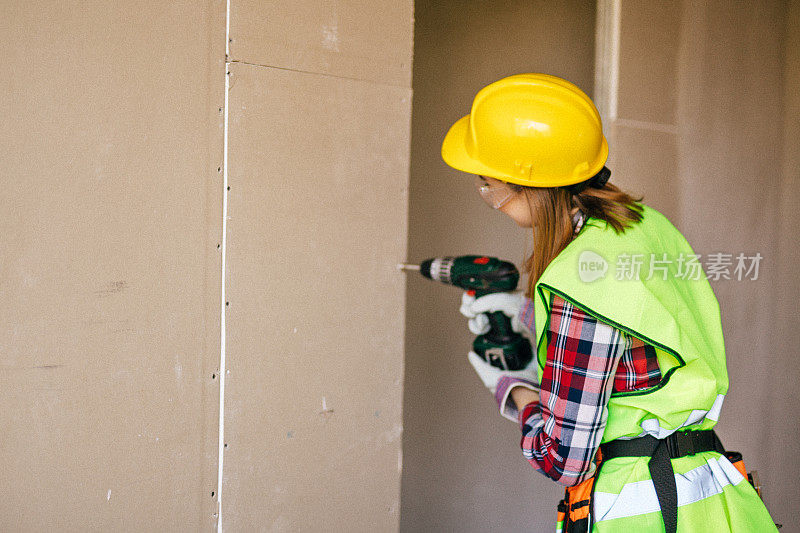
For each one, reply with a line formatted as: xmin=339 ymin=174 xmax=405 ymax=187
xmin=419 ymin=257 xmax=454 ymax=284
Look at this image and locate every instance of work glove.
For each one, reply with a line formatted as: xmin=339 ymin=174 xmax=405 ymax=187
xmin=459 ymin=291 xmax=526 ymax=335
xmin=467 ymin=351 xmax=538 ymax=395
xmin=468 ymin=350 xmax=540 ymax=421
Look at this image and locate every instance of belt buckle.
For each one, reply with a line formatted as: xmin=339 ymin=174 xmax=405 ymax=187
xmin=669 ymin=431 xmax=696 ymax=457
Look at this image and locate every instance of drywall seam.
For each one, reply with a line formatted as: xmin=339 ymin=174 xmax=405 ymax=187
xmin=227 ymin=59 xmax=410 ymax=89
xmin=609 ymin=0 xmax=620 ymax=121
xmin=593 ymin=0 xmax=621 ymax=122
xmin=217 ymin=0 xmax=231 ymax=529
xmin=612 ymin=118 xmax=678 ymax=135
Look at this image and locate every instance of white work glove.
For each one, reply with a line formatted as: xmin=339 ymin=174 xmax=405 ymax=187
xmin=468 ymin=351 xmax=539 ymax=422
xmin=459 ymin=291 xmax=526 ymax=335
xmin=467 ymin=351 xmax=538 ymax=395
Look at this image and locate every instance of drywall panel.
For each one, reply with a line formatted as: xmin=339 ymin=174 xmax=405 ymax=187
xmin=0 ymin=1 xmax=225 ymax=531
xmin=616 ymin=0 xmax=680 ymax=125
xmin=769 ymin=0 xmax=800 ymax=526
xmin=229 ymin=0 xmax=413 ymax=87
xmin=607 ymin=123 xmax=679 ymax=221
xmin=602 ymin=1 xmax=682 ymax=222
xmin=223 ymin=63 xmax=411 ymax=531
xmin=402 ymin=2 xmax=596 ymax=531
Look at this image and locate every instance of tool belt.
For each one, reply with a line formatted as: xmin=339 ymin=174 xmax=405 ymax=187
xmin=557 ymin=429 xmax=753 ymax=533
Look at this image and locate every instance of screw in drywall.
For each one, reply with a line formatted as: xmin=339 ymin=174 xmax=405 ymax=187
xmin=320 ymin=397 xmax=334 ymax=416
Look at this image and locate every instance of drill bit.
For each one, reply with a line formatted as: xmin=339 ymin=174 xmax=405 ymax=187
xmin=397 ymin=263 xmax=420 ymax=271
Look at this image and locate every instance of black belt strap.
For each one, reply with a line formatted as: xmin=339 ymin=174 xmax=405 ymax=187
xmin=649 ymin=440 xmax=678 ymax=533
xmin=599 ymin=430 xmax=724 ymax=533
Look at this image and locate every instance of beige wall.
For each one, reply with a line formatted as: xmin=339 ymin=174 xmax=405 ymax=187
xmin=598 ymin=0 xmax=799 ymax=526
xmin=401 ymin=2 xmax=596 ymax=531
xmin=0 ymin=1 xmax=225 ymax=530
xmin=222 ymin=2 xmax=413 ymax=531
xmin=2 ymin=1 xmax=413 ymax=531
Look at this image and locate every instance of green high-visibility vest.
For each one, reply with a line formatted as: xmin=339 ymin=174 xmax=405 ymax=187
xmin=534 ymin=205 xmax=777 ymax=532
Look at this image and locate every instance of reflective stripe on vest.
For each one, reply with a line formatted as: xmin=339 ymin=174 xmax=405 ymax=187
xmin=638 ymin=393 xmax=725 ymax=439
xmin=593 ymin=454 xmax=745 ymax=523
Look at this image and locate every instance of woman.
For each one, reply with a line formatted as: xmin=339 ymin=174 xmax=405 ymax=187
xmin=442 ymin=73 xmax=777 ymax=532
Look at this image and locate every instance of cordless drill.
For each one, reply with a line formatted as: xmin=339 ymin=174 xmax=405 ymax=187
xmin=399 ymin=255 xmax=533 ymax=371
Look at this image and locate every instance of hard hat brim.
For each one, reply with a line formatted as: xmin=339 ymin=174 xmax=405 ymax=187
xmin=441 ymin=114 xmax=609 ymax=188
xmin=441 ymin=115 xmax=503 ymax=180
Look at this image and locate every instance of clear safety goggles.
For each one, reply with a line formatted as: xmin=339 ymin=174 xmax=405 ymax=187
xmin=475 ymin=175 xmax=515 ymax=209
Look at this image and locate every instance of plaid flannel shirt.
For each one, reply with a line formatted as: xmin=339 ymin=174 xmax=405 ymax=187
xmin=495 ymin=295 xmax=661 ymax=486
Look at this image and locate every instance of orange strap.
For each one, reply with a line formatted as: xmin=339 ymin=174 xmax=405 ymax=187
xmin=565 ymin=477 xmax=593 ymax=522
xmin=559 ymin=449 xmax=601 ymax=531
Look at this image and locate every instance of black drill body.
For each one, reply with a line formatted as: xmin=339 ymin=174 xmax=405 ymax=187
xmin=418 ymin=255 xmax=533 ymax=371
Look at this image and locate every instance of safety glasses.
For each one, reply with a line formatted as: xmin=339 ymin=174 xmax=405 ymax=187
xmin=475 ymin=175 xmax=515 ymax=209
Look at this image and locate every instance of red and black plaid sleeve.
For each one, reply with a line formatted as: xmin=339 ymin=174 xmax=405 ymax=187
xmin=512 ymin=295 xmax=661 ymax=486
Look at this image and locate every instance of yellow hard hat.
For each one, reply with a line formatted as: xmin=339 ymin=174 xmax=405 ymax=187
xmin=441 ymin=73 xmax=608 ymax=188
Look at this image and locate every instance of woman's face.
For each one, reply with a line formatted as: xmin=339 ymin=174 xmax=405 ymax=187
xmin=476 ymin=175 xmax=533 ymax=228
